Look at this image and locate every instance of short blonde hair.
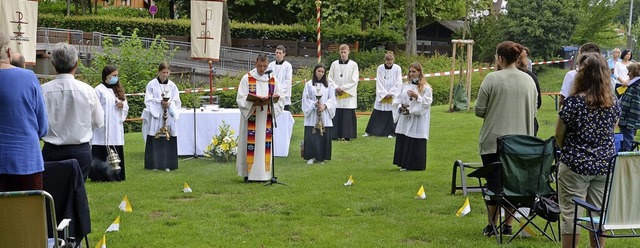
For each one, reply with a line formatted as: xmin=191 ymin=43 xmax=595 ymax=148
xmin=339 ymin=44 xmax=350 ymax=51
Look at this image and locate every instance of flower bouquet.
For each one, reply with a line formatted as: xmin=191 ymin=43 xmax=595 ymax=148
xmin=203 ymin=120 xmax=238 ymax=162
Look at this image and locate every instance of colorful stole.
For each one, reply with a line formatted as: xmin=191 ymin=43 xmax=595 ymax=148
xmin=246 ymin=73 xmax=275 ymax=173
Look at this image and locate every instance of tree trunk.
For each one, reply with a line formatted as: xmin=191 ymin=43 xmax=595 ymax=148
xmin=405 ymin=0 xmax=417 ymax=55
xmin=220 ymin=1 xmax=232 ymax=47
xmin=491 ymin=0 xmax=504 ymax=14
xmin=169 ymin=0 xmax=176 ymax=19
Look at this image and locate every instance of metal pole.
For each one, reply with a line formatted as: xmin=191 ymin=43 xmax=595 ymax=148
xmin=628 ymin=0 xmax=634 ymax=50
xmin=378 ymin=0 xmax=382 ymax=27
xmin=316 ymin=0 xmax=322 ymax=64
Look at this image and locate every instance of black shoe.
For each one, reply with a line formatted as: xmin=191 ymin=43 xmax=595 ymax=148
xmin=243 ymin=177 xmax=249 ymax=183
xmin=501 ymin=224 xmax=512 ymax=235
xmin=483 ymin=224 xmax=497 ymax=237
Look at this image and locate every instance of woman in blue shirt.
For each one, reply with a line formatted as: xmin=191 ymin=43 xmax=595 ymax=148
xmin=0 ymin=31 xmax=48 ymax=191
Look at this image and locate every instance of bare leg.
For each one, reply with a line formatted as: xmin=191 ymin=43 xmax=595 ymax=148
xmin=588 ymin=232 xmax=605 ymax=248
xmin=562 ymin=234 xmax=578 ymax=248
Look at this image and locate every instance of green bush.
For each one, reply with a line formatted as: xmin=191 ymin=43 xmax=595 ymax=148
xmin=38 ymin=14 xmax=403 ymax=48
xmin=78 ymin=28 xmax=178 ymax=132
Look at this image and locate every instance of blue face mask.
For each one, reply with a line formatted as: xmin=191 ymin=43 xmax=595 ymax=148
xmin=108 ymin=76 xmax=119 ymax=85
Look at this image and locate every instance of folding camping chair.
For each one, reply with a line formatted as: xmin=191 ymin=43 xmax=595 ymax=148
xmin=572 ymin=151 xmax=640 ymax=248
xmin=0 ymin=190 xmax=71 ymax=248
xmin=469 ymin=135 xmax=558 ymax=244
xmin=44 ymin=159 xmax=92 ymax=248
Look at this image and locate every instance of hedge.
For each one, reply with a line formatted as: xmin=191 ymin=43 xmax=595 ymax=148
xmin=38 ymin=14 xmax=403 ymax=50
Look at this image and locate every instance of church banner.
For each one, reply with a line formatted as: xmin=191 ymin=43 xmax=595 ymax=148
xmin=190 ymin=0 xmax=224 ymax=61
xmin=0 ymin=0 xmax=38 ymax=65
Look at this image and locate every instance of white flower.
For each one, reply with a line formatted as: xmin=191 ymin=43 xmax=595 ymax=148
xmin=223 ymin=136 xmax=231 ymax=143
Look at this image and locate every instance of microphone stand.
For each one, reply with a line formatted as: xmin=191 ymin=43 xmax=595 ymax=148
xmin=183 ymin=68 xmax=199 ymax=161
xmin=265 ymin=71 xmax=286 ymax=186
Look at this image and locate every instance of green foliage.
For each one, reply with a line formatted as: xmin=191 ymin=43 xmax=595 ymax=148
xmin=38 ymin=14 xmax=402 ymax=48
xmin=501 ymin=0 xmax=579 ymax=60
xmin=467 ymin=16 xmax=504 ymax=63
xmin=570 ymin=0 xmax=623 ymax=48
xmin=83 ymin=90 xmax=640 ymax=247
xmin=78 ymin=28 xmax=178 ymax=132
xmin=38 ymin=14 xmax=191 ymax=38
xmin=615 ymin=0 xmax=640 ymax=28
xmin=38 ymin=0 xmax=68 ymax=15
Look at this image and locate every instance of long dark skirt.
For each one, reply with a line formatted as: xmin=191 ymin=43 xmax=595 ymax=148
xmin=365 ymin=109 xmax=396 ymax=137
xmin=303 ymin=126 xmax=332 ymax=162
xmin=393 ymin=134 xmax=427 ymax=171
xmin=91 ymin=145 xmax=125 ymax=181
xmin=144 ymin=135 xmax=179 ymax=170
xmin=332 ymin=108 xmax=357 ymax=140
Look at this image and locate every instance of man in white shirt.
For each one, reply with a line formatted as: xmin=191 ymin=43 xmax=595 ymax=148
xmin=559 ymin=43 xmax=600 ymax=107
xmin=41 ymin=43 xmax=104 ymax=181
xmin=267 ymin=45 xmax=293 ymax=111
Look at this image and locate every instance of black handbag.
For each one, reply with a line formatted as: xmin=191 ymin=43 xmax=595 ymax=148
xmin=532 ymin=138 xmax=560 ymax=222
xmin=533 ymin=195 xmax=560 ymax=222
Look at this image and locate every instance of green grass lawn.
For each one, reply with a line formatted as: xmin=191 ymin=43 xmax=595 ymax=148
xmin=82 ymin=68 xmax=638 ymax=247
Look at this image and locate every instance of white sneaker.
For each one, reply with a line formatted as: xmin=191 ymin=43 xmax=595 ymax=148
xmin=165 ymin=168 xmax=171 ymax=172
xmin=307 ymin=159 xmax=315 ymax=165
xmin=399 ymin=168 xmax=407 ymax=171
xmin=362 ymin=133 xmax=369 ymax=137
xmin=387 ymin=135 xmax=394 ymax=139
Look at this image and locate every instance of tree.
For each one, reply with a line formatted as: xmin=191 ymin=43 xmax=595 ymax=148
xmin=221 ymin=1 xmax=231 ymax=47
xmin=570 ymin=0 xmax=623 ymax=49
xmin=78 ymin=28 xmax=177 ymax=132
xmin=405 ymin=0 xmax=417 ymax=55
xmin=501 ymin=0 xmax=578 ymax=60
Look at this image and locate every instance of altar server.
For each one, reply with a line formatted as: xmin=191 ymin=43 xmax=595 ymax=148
xmin=91 ymin=65 xmax=129 ymax=181
xmin=142 ymin=62 xmax=181 ymax=171
xmin=267 ymin=45 xmax=293 ymax=111
xmin=328 ymin=44 xmax=359 ymax=141
xmin=363 ymin=51 xmax=402 ymax=138
xmin=392 ymin=62 xmax=432 ymax=171
xmin=302 ymin=64 xmax=336 ymax=164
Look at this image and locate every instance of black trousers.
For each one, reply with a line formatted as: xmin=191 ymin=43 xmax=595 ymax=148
xmin=42 ymin=142 xmax=92 ymax=182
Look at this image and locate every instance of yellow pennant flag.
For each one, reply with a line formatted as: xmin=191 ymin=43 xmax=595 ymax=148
xmin=105 ymin=216 xmax=120 ymax=233
xmin=456 ymin=197 xmax=471 ymax=217
xmin=183 ymin=182 xmax=192 ymax=193
xmin=119 ymin=195 xmax=132 ymax=212
xmin=343 ymin=175 xmax=355 ymax=186
xmin=519 ymin=221 xmax=537 ymax=237
xmin=415 ymin=185 xmax=426 ymax=199
xmin=94 ymin=234 xmax=106 ymax=248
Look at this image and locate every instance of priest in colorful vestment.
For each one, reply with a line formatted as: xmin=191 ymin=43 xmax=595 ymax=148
xmin=236 ymin=54 xmax=285 ymax=182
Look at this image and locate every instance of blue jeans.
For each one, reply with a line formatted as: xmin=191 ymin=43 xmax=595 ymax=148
xmin=619 ymin=125 xmax=636 ymax=152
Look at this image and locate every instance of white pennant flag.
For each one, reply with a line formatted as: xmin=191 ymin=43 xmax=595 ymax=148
xmin=456 ymin=197 xmax=471 ymax=217
xmin=415 ymin=185 xmax=426 ymax=199
xmin=94 ymin=234 xmax=106 ymax=248
xmin=119 ymin=195 xmax=132 ymax=212
xmin=343 ymin=175 xmax=355 ymax=186
xmin=183 ymin=182 xmax=192 ymax=193
xmin=105 ymin=216 xmax=120 ymax=233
